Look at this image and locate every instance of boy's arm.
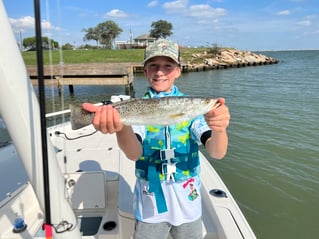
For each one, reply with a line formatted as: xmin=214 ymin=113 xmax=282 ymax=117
xmin=116 ymin=126 xmax=142 ymax=161
xmin=82 ymin=103 xmax=142 ymax=161
xmin=204 ymin=98 xmax=230 ymax=159
xmin=204 ymin=131 xmax=228 ymax=160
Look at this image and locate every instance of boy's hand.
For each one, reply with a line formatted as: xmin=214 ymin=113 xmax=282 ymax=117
xmin=204 ymin=98 xmax=230 ymax=133
xmin=82 ymin=103 xmax=123 ymax=134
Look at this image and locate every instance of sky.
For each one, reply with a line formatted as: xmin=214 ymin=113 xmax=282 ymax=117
xmin=2 ymin=0 xmax=319 ymax=51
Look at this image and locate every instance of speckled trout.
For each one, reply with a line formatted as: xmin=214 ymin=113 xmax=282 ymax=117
xmin=70 ymin=96 xmax=220 ymax=130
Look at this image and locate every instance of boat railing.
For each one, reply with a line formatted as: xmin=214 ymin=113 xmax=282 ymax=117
xmin=46 ymin=109 xmax=71 ymax=118
xmin=45 ymin=95 xmax=130 ymax=120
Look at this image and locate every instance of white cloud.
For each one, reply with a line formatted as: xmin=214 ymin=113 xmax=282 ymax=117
xmin=188 ymin=5 xmax=226 ymax=18
xmin=147 ymin=1 xmax=158 ymax=7
xmin=303 ymin=29 xmax=319 ymax=35
xmin=105 ymin=9 xmax=128 ymax=18
xmin=9 ymin=16 xmax=53 ymax=33
xmin=276 ymin=10 xmax=291 ymax=16
xmin=296 ymin=20 xmax=312 ymax=26
xmin=304 ymin=15 xmax=317 ymax=20
xmin=41 ymin=21 xmax=54 ymax=30
xmin=162 ymin=0 xmax=226 ymax=20
xmin=163 ymin=0 xmax=188 ymax=11
xmin=9 ymin=16 xmax=34 ymax=32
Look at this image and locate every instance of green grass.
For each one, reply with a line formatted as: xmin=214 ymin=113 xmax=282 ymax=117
xmin=22 ymin=48 xmax=214 ymax=65
xmin=22 ymin=49 xmax=145 ymax=65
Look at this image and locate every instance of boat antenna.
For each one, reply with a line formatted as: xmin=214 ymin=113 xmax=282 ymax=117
xmin=33 ymin=0 xmax=52 ymax=233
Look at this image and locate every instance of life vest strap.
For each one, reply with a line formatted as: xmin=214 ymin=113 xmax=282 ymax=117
xmin=148 ymin=160 xmax=168 ymax=213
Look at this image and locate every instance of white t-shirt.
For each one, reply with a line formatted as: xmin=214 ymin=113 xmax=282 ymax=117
xmin=133 ymin=176 xmax=202 ymax=226
xmin=132 ymin=117 xmax=210 ymax=225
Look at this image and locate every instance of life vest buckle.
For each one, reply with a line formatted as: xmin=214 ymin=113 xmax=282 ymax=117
xmin=162 ymin=162 xmax=177 ymax=182
xmin=160 ymin=149 xmax=176 ymax=181
xmin=160 ymin=149 xmax=175 ymax=160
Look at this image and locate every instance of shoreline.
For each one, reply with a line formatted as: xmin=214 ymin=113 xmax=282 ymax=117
xmin=181 ymin=48 xmax=279 ymax=72
xmin=26 ymin=48 xmax=279 ymax=75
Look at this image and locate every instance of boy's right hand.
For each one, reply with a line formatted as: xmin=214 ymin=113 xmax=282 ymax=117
xmin=82 ymin=103 xmax=123 ymax=134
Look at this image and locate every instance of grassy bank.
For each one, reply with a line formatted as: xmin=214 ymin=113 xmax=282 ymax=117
xmin=22 ymin=48 xmax=211 ymax=65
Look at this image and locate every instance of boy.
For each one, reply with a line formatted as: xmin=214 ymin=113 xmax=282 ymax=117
xmin=83 ymin=39 xmax=230 ymax=239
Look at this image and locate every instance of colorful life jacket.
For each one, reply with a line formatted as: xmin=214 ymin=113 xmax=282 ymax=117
xmin=135 ymin=124 xmax=201 ymax=182
xmin=135 ymin=87 xmax=201 ymax=213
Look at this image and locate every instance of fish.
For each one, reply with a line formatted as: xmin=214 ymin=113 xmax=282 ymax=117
xmin=70 ymin=96 xmax=220 ymax=130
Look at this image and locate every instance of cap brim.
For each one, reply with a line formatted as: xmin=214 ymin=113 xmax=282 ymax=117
xmin=143 ymin=55 xmax=180 ymax=65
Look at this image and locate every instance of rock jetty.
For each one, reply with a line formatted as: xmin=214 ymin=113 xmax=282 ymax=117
xmin=182 ymin=49 xmax=279 ymax=72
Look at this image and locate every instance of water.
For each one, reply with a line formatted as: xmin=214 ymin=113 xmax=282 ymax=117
xmin=1 ymin=50 xmax=319 ymax=239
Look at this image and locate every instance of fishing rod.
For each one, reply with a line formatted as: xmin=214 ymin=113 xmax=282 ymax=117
xmin=33 ymin=0 xmax=52 ymax=234
xmin=32 ymin=1 xmax=81 ymax=237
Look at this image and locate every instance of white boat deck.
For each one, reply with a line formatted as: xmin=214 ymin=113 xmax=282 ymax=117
xmin=0 ymin=121 xmax=256 ymax=238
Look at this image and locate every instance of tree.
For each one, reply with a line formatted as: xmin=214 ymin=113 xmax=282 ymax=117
xmin=62 ymin=43 xmax=74 ymax=50
xmin=83 ymin=20 xmax=123 ymax=49
xmin=149 ymin=20 xmax=173 ymax=39
xmin=82 ymin=27 xmax=99 ymax=46
xmin=97 ymin=20 xmax=123 ymax=48
xmin=23 ymin=36 xmax=59 ymax=50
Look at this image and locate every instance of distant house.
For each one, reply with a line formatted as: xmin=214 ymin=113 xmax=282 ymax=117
xmin=116 ymin=34 xmax=156 ymax=49
xmin=133 ymin=34 xmax=156 ymax=47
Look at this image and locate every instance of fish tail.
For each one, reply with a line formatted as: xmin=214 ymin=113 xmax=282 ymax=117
xmin=70 ymin=104 xmax=94 ymax=130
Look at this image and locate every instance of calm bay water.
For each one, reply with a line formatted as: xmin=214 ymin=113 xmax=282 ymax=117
xmin=1 ymin=50 xmax=318 ymax=238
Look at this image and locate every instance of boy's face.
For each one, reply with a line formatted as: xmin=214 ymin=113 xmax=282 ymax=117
xmin=144 ymin=56 xmax=181 ymax=93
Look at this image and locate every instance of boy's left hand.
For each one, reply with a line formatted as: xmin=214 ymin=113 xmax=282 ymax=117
xmin=204 ymin=98 xmax=230 ymax=133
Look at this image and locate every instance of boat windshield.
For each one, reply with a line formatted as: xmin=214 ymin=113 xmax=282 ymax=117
xmin=0 ymin=118 xmax=28 ymax=202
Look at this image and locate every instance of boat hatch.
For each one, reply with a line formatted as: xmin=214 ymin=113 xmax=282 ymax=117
xmin=78 ymin=217 xmax=103 ymax=236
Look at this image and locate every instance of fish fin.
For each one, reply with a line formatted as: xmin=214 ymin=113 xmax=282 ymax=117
xmin=169 ymin=112 xmax=186 ymax=118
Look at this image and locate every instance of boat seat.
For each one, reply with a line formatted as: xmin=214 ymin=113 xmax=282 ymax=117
xmin=66 ymin=171 xmax=106 ymax=210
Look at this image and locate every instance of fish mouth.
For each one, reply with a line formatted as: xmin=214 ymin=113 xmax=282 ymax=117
xmin=212 ymin=99 xmax=221 ymax=109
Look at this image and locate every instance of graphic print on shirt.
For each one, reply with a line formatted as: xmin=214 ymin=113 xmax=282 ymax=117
xmin=183 ymin=178 xmax=199 ymax=201
xmin=142 ymin=186 xmax=154 ymax=196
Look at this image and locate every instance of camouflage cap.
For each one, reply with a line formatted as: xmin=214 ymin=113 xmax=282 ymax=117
xmin=143 ymin=39 xmax=180 ymax=65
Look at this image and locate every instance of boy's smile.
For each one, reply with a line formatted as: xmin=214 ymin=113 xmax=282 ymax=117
xmin=144 ymin=56 xmax=181 ymax=93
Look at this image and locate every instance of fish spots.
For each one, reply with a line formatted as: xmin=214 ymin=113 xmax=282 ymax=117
xmin=70 ymin=96 xmax=219 ymax=129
